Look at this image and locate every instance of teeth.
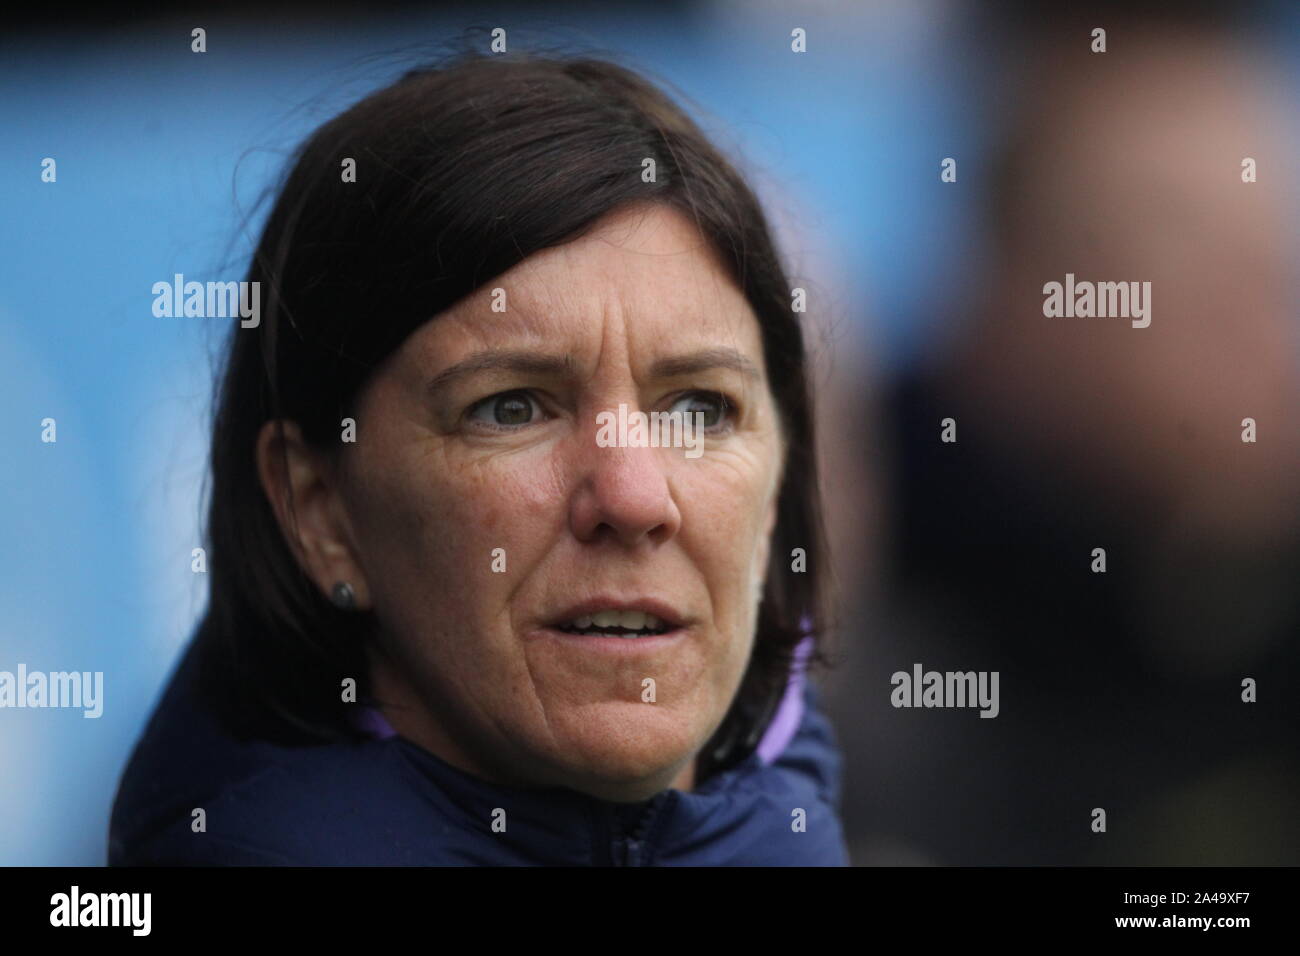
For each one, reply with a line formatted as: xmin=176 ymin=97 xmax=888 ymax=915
xmin=563 ymin=609 xmax=669 ymax=632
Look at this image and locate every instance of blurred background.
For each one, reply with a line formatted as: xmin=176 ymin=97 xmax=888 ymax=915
xmin=1 ymin=0 xmax=1297 ymax=865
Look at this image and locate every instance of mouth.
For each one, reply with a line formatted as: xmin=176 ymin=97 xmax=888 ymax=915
xmin=543 ymin=599 xmax=687 ymax=640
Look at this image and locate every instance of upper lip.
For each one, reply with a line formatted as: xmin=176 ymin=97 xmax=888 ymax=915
xmin=545 ymin=596 xmax=688 ymax=630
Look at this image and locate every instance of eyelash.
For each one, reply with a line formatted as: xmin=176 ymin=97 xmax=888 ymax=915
xmin=465 ymin=390 xmax=547 ymax=432
xmin=463 ymin=390 xmax=738 ymax=433
xmin=669 ymin=391 xmax=736 ymax=433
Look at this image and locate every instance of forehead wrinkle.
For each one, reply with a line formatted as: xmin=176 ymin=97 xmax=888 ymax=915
xmin=591 ymin=276 xmax=622 ymax=389
xmin=448 ymin=207 xmax=764 ymax=390
xmin=490 ymin=243 xmax=597 ymax=345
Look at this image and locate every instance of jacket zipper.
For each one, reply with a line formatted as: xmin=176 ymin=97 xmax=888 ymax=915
xmin=610 ymin=792 xmax=666 ymax=866
xmin=623 ymin=838 xmax=644 ymax=867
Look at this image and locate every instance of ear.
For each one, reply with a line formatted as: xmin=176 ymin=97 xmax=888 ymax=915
xmin=255 ymin=419 xmax=371 ymax=609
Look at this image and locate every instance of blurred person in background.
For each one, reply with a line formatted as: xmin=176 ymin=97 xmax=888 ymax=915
xmin=833 ymin=1 xmax=1300 ymax=864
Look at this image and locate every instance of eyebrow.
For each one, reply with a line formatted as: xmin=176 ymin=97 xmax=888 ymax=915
xmin=650 ymin=348 xmax=763 ymax=381
xmin=424 ymin=345 xmax=762 ymax=397
xmin=425 ymin=350 xmax=574 ymax=398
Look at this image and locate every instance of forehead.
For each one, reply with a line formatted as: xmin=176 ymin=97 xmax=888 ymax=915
xmin=410 ymin=204 xmax=763 ymax=361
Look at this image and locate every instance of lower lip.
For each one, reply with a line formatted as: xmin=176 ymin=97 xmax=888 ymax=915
xmin=529 ymin=626 xmax=689 ymax=651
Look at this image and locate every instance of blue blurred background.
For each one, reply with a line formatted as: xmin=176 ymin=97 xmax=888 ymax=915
xmin=3 ymin=0 xmax=1297 ymax=865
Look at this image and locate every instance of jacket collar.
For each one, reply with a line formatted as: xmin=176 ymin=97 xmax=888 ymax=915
xmin=356 ymin=662 xmax=846 ymax=867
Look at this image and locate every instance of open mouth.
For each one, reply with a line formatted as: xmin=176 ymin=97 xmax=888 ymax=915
xmin=549 ymin=607 xmax=683 ymax=639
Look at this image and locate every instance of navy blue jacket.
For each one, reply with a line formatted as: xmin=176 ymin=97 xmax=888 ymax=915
xmin=109 ymin=639 xmax=850 ymax=865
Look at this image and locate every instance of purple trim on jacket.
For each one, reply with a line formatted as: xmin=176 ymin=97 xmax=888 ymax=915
xmin=755 ymin=633 xmax=814 ymax=765
xmin=354 ymin=702 xmax=397 ymax=740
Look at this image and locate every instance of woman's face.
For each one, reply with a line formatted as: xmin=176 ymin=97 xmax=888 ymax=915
xmin=331 ymin=203 xmax=785 ymax=801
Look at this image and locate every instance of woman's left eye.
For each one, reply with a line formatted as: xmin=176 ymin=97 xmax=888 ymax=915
xmin=668 ymin=391 xmax=733 ymax=430
xmin=466 ymin=390 xmax=543 ymax=429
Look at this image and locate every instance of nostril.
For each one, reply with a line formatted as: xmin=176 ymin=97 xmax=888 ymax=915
xmin=567 ymin=451 xmax=683 ymax=546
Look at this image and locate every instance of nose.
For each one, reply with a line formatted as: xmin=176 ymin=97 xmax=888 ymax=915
xmin=568 ymin=437 xmax=683 ymax=549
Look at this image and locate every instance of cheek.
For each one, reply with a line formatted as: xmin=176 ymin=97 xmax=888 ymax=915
xmin=437 ymin=445 xmax=571 ymax=566
xmin=351 ymin=431 xmax=567 ymax=619
xmin=675 ymin=449 xmax=780 ymax=615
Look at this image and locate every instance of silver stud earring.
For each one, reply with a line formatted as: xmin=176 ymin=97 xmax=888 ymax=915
xmin=330 ymin=581 xmax=357 ymax=610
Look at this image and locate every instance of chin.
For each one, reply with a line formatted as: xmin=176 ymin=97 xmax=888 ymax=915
xmin=544 ymin=700 xmax=704 ymax=796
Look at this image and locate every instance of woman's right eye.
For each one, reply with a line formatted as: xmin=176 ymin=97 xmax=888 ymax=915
xmin=466 ymin=390 xmax=542 ymax=429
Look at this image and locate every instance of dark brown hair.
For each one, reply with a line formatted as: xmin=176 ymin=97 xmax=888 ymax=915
xmin=196 ymin=50 xmax=829 ymax=781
